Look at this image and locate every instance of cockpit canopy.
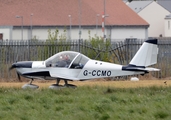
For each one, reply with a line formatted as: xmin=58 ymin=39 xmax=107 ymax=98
xmin=45 ymin=51 xmax=90 ymax=69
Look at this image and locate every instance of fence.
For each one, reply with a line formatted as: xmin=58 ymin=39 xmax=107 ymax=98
xmin=0 ymin=38 xmax=171 ymax=81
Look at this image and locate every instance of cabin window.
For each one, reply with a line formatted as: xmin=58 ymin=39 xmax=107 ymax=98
xmin=70 ymin=54 xmax=89 ymax=69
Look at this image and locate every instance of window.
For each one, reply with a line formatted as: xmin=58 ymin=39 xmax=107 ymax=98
xmin=168 ymin=21 xmax=170 ymax=30
xmin=70 ymin=54 xmax=89 ymax=69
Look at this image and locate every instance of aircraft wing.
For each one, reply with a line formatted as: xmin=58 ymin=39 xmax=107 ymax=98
xmin=50 ymin=73 xmax=80 ymax=80
xmin=22 ymin=70 xmax=80 ymax=80
xmin=49 ymin=69 xmax=81 ymax=80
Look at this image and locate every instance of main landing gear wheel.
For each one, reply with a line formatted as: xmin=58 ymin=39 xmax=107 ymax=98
xmin=49 ymin=79 xmax=77 ymax=89
xmin=64 ymin=84 xmax=77 ymax=88
xmin=64 ymin=80 xmax=77 ymax=88
xmin=22 ymin=79 xmax=39 ymax=89
xmin=49 ymin=84 xmax=65 ymax=89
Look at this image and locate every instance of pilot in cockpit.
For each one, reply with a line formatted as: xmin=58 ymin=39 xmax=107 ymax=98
xmin=56 ymin=54 xmax=71 ymax=67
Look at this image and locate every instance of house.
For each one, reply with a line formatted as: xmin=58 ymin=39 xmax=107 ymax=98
xmin=128 ymin=1 xmax=170 ymax=37
xmin=165 ymin=14 xmax=171 ymax=37
xmin=157 ymin=0 xmax=171 ymax=13
xmin=157 ymin=0 xmax=171 ymax=37
xmin=0 ymin=0 xmax=149 ymax=41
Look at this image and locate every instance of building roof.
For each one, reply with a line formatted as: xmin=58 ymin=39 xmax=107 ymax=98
xmin=128 ymin=1 xmax=153 ymax=13
xmin=157 ymin=0 xmax=171 ymax=12
xmin=0 ymin=0 xmax=148 ymax=27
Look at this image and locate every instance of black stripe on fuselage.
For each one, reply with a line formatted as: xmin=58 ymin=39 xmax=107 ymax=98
xmin=22 ymin=71 xmax=51 ymax=77
xmin=122 ymin=64 xmax=147 ymax=72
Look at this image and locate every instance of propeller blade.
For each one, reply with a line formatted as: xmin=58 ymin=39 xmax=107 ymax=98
xmin=8 ymin=63 xmax=17 ymax=71
xmin=17 ymin=72 xmax=21 ymax=81
xmin=9 ymin=66 xmax=13 ymax=71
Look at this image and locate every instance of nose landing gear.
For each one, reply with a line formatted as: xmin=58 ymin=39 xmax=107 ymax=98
xmin=22 ymin=78 xmax=39 ymax=89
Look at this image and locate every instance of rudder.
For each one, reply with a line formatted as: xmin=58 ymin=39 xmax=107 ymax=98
xmin=129 ymin=39 xmax=158 ymax=67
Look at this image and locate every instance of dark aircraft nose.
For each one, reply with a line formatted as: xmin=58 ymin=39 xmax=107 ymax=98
xmin=9 ymin=63 xmax=17 ymax=70
xmin=9 ymin=61 xmax=33 ymax=70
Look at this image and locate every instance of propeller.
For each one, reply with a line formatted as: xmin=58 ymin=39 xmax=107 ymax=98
xmin=9 ymin=64 xmax=15 ymax=71
xmin=9 ymin=62 xmax=21 ymax=81
xmin=9 ymin=53 xmax=21 ymax=81
xmin=17 ymin=72 xmax=21 ymax=81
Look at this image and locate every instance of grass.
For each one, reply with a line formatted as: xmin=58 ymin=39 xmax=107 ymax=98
xmin=0 ymin=85 xmax=171 ymax=120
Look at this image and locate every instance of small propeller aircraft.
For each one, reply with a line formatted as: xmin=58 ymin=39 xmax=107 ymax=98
xmin=9 ymin=39 xmax=159 ymax=89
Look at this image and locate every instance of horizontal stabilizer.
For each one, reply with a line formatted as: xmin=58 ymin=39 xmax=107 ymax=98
xmin=122 ymin=65 xmax=160 ymax=72
xmin=144 ymin=67 xmax=160 ymax=71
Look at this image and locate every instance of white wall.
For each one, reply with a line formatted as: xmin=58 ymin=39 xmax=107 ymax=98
xmin=138 ymin=2 xmax=170 ymax=37
xmin=0 ymin=26 xmax=12 ymax=40
xmin=70 ymin=27 xmax=147 ymax=40
xmin=12 ymin=27 xmax=103 ymax=40
xmin=12 ymin=28 xmax=68 ymax=40
xmin=11 ymin=26 xmax=148 ymax=41
xmin=12 ymin=28 xmax=30 ymax=40
xmin=165 ymin=19 xmax=171 ymax=37
xmin=110 ymin=27 xmax=148 ymax=40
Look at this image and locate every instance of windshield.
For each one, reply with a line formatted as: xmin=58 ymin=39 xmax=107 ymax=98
xmin=45 ymin=51 xmax=90 ymax=68
xmin=45 ymin=51 xmax=79 ymax=68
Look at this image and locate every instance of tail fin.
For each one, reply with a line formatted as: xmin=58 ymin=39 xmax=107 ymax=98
xmin=129 ymin=39 xmax=158 ymax=67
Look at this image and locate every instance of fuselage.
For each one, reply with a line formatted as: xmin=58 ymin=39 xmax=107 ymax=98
xmin=14 ymin=60 xmax=144 ymax=80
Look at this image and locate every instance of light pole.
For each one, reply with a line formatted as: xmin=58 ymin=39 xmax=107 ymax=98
xmin=30 ymin=13 xmax=33 ymax=40
xmin=28 ymin=13 xmax=33 ymax=61
xmin=104 ymin=0 xmax=106 ymax=40
xmin=16 ymin=15 xmax=23 ymax=40
xmin=96 ymin=14 xmax=100 ymax=35
xmin=79 ymin=0 xmax=82 ymax=40
xmin=102 ymin=0 xmax=109 ymax=41
xmin=78 ymin=0 xmax=82 ymax=52
xmin=68 ymin=15 xmax=72 ymax=40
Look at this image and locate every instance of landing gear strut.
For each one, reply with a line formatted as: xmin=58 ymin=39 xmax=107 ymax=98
xmin=22 ymin=78 xmax=39 ymax=89
xmin=49 ymin=78 xmax=77 ymax=89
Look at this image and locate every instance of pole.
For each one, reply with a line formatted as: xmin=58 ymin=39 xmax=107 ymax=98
xmin=102 ymin=13 xmax=105 ymax=40
xmin=16 ymin=15 xmax=23 ymax=40
xmin=30 ymin=14 xmax=33 ymax=40
xmin=29 ymin=13 xmax=33 ymax=61
xmin=68 ymin=15 xmax=72 ymax=40
xmin=104 ymin=0 xmax=106 ymax=41
xmin=78 ymin=0 xmax=82 ymax=52
xmin=21 ymin=16 xmax=23 ymax=41
xmin=96 ymin=14 xmax=99 ymax=35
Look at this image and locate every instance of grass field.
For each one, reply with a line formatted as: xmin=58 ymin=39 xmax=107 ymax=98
xmin=0 ymin=79 xmax=170 ymax=88
xmin=0 ymin=80 xmax=171 ymax=120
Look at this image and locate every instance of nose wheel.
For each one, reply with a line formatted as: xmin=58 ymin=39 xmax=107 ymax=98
xmin=22 ymin=79 xmax=39 ymax=89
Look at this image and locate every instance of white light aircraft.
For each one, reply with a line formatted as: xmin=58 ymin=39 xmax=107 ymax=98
xmin=9 ymin=39 xmax=159 ymax=89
